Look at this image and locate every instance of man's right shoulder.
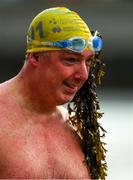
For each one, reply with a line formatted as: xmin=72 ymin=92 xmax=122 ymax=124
xmin=0 ymin=91 xmax=12 ymax=126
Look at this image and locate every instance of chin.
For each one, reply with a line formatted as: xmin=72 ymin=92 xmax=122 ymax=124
xmin=56 ymin=95 xmax=75 ymax=105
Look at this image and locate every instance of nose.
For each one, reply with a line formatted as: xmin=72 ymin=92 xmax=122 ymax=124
xmin=74 ymin=61 xmax=89 ymax=81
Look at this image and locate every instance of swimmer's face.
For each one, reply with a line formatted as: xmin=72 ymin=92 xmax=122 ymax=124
xmin=30 ymin=50 xmax=94 ymax=105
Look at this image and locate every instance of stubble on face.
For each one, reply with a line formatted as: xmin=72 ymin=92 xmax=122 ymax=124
xmin=36 ymin=50 xmax=94 ymax=105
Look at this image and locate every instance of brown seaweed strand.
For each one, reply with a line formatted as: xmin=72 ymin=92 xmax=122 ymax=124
xmin=67 ymin=62 xmax=107 ymax=179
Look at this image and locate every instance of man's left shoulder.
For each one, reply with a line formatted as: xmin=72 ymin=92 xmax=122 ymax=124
xmin=57 ymin=105 xmax=82 ymax=143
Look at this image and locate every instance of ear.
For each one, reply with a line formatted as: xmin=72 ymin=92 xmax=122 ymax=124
xmin=28 ymin=53 xmax=38 ymax=67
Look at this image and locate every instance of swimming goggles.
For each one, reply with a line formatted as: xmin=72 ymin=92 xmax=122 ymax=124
xmin=27 ymin=31 xmax=103 ymax=53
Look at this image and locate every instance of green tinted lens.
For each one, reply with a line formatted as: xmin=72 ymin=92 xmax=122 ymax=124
xmin=71 ymin=39 xmax=86 ymax=52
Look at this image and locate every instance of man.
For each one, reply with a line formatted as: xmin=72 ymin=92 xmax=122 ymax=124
xmin=0 ymin=7 xmax=107 ymax=179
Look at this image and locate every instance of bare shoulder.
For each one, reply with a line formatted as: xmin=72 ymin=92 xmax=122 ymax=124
xmin=0 ymin=80 xmax=11 ymax=104
xmin=0 ymin=82 xmax=10 ymax=107
xmin=0 ymin=81 xmax=17 ymax=128
xmin=0 ymin=86 xmax=9 ymax=118
xmin=57 ymin=105 xmax=82 ymax=144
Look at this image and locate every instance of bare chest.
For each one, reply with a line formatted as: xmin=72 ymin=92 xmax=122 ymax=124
xmin=0 ymin=119 xmax=90 ymax=179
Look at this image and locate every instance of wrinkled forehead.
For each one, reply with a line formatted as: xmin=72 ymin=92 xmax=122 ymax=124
xmin=32 ymin=49 xmax=94 ymax=61
xmin=61 ymin=49 xmax=94 ymax=59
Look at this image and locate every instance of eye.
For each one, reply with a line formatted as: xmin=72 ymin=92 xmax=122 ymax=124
xmin=63 ymin=57 xmax=78 ymax=65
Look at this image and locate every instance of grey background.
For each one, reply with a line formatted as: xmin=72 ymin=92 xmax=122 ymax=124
xmin=0 ymin=0 xmax=133 ymax=179
xmin=0 ymin=0 xmax=133 ymax=89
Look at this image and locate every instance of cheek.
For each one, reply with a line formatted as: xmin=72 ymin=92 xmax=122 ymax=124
xmin=37 ymin=68 xmax=56 ymax=90
xmin=45 ymin=71 xmax=62 ymax=88
xmin=53 ymin=67 xmax=72 ymax=81
xmin=41 ymin=64 xmax=73 ymax=88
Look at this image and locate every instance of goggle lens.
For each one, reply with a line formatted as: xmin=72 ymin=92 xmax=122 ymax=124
xmin=70 ymin=38 xmax=86 ymax=52
xmin=92 ymin=36 xmax=103 ymax=52
xmin=56 ymin=36 xmax=103 ymax=53
xmin=54 ymin=38 xmax=86 ymax=53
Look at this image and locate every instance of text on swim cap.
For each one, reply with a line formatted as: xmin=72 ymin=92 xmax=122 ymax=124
xmin=30 ymin=21 xmax=44 ymax=40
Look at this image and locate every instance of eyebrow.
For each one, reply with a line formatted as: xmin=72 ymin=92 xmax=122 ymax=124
xmin=62 ymin=50 xmax=80 ymax=56
xmin=61 ymin=50 xmax=95 ymax=61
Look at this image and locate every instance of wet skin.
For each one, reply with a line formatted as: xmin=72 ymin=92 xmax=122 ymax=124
xmin=0 ymin=50 xmax=93 ymax=179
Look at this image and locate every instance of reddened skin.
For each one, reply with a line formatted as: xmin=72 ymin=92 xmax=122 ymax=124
xmin=28 ymin=53 xmax=39 ymax=67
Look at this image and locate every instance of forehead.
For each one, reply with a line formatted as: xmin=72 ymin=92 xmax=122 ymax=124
xmin=60 ymin=50 xmax=94 ymax=59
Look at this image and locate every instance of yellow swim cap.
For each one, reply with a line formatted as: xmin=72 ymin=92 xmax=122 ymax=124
xmin=26 ymin=7 xmax=93 ymax=53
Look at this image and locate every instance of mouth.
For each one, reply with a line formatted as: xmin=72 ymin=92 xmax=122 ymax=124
xmin=63 ymin=81 xmax=78 ymax=94
xmin=63 ymin=81 xmax=78 ymax=89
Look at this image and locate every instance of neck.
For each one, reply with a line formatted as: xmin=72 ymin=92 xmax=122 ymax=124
xmin=9 ymin=74 xmax=57 ymax=114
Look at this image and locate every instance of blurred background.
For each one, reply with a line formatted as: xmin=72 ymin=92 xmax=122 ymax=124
xmin=0 ymin=0 xmax=133 ymax=179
